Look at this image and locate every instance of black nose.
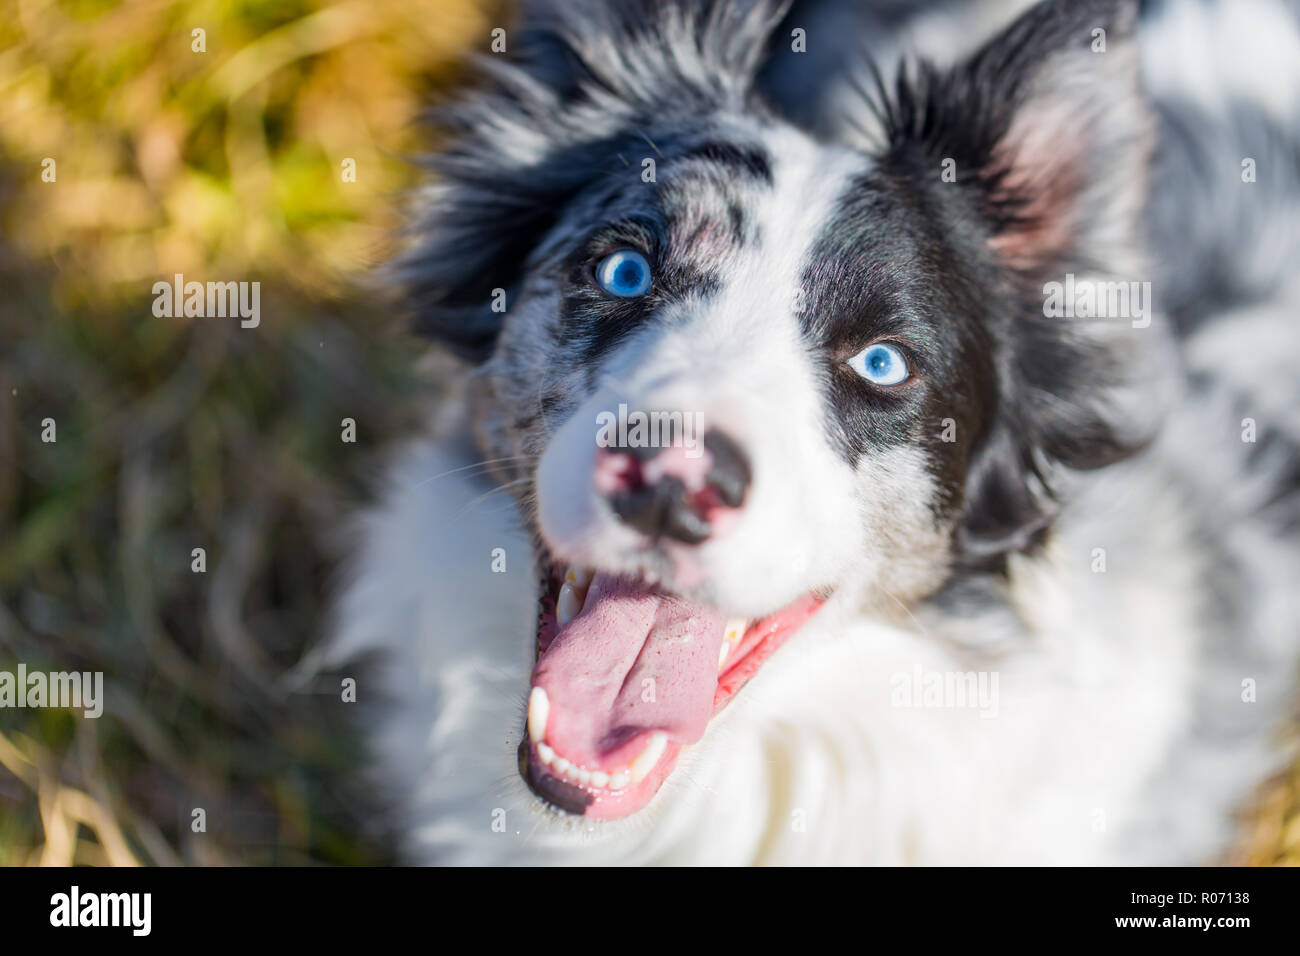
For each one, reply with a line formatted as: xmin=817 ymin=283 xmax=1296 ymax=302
xmin=607 ymin=429 xmax=751 ymax=545
xmin=702 ymin=428 xmax=751 ymax=509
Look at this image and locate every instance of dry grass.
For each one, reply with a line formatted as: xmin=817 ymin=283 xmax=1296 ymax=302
xmin=0 ymin=0 xmax=1296 ymax=866
xmin=0 ymin=0 xmax=501 ymax=865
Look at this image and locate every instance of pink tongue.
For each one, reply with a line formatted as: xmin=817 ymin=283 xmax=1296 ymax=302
xmin=531 ymin=573 xmax=728 ymax=767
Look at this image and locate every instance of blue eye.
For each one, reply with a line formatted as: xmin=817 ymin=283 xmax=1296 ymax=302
xmin=848 ymin=343 xmax=910 ymax=386
xmin=595 ymin=249 xmax=652 ymax=298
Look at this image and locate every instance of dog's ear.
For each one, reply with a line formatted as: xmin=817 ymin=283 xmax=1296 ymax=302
xmin=876 ymin=0 xmax=1155 ymax=561
xmin=397 ymin=0 xmax=791 ymax=363
xmin=880 ymin=0 xmax=1149 ymax=276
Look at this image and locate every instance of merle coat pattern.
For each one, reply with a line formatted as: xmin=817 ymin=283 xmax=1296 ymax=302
xmin=325 ymin=0 xmax=1300 ymax=864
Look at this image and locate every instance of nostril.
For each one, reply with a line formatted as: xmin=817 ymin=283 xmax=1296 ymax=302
xmin=703 ymin=429 xmax=751 ymax=508
xmin=599 ymin=428 xmax=752 ymax=545
xmin=593 ymin=448 xmax=644 ymax=496
xmin=610 ymin=475 xmax=712 ymax=544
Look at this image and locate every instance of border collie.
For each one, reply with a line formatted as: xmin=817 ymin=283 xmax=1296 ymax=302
xmin=325 ymin=0 xmax=1300 ymax=864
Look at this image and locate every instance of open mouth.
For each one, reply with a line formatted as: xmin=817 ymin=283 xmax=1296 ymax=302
xmin=519 ymin=561 xmax=824 ymax=820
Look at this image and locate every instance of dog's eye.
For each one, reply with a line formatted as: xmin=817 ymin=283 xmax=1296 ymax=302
xmin=847 ymin=343 xmax=910 ymax=386
xmin=595 ymin=249 xmax=652 ymax=298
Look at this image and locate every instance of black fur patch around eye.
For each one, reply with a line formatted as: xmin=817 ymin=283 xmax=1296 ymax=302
xmin=795 ymin=0 xmax=1157 ymax=564
xmin=545 ymin=165 xmax=750 ymax=369
xmin=793 ymin=166 xmax=1004 ymax=538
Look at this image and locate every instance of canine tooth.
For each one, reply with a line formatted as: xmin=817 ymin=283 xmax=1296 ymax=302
xmin=629 ymin=732 xmax=668 ymax=784
xmin=564 ymin=566 xmax=593 ymax=589
xmin=719 ymin=618 xmax=748 ymax=670
xmin=527 ymin=687 xmax=550 ymax=743
xmin=557 ymin=582 xmax=583 ymax=626
xmin=590 ymin=770 xmax=609 ymax=788
xmin=537 ymin=742 xmax=555 ymax=765
xmin=609 ymin=772 xmax=630 ymax=790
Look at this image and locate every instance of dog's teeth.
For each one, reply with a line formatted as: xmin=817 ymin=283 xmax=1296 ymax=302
xmin=533 ymin=729 xmax=659 ymax=791
xmin=629 ymin=732 xmax=668 ymax=784
xmin=527 ymin=687 xmax=550 ymax=743
xmin=718 ymin=618 xmax=749 ymax=670
xmin=564 ymin=566 xmax=593 ymax=589
xmin=556 ymin=582 xmax=583 ymax=626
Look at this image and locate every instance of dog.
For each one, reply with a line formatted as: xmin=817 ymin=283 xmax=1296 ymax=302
xmin=324 ymin=0 xmax=1300 ymax=864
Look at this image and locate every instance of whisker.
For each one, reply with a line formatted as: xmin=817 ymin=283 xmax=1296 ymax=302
xmin=454 ymin=477 xmax=533 ymax=517
xmin=411 ymin=455 xmax=539 ymax=490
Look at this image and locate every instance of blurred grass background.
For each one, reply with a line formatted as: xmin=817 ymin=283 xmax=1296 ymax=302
xmin=0 ymin=0 xmax=1296 ymax=866
xmin=0 ymin=0 xmax=502 ymax=865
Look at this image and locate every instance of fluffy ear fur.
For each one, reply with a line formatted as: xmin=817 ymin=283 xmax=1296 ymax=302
xmin=873 ymin=0 xmax=1157 ymax=561
xmin=395 ymin=0 xmax=791 ymax=362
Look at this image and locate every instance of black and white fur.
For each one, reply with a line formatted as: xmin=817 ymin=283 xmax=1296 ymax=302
xmin=324 ymin=0 xmax=1300 ymax=864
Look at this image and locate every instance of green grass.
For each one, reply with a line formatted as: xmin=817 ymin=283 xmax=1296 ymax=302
xmin=0 ymin=0 xmax=498 ymax=865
